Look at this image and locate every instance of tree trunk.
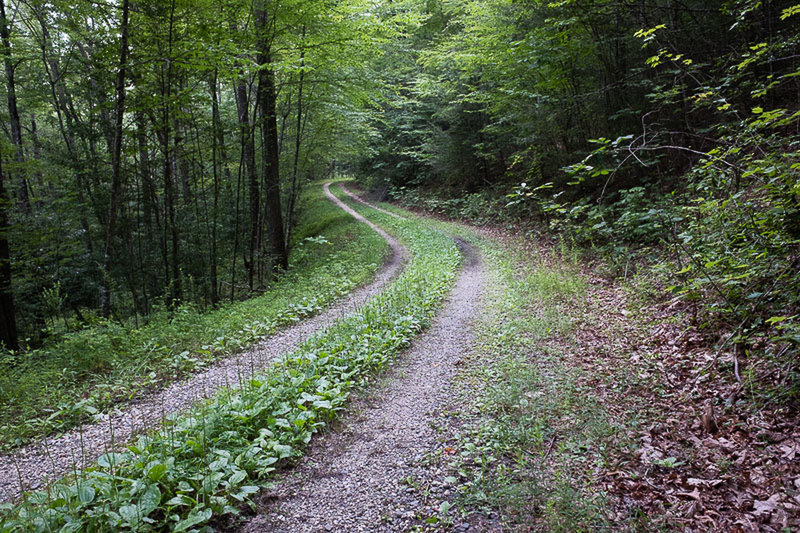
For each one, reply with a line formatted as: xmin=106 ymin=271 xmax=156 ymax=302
xmin=209 ymin=72 xmax=221 ymax=306
xmin=163 ymin=0 xmax=181 ymax=306
xmin=0 ymin=0 xmax=30 ymax=215
xmin=285 ymin=26 xmax=306 ymax=247
xmin=0 ymin=156 xmax=17 ymax=350
xmin=254 ymin=1 xmax=288 ymax=272
xmin=234 ymin=72 xmax=259 ymax=290
xmin=100 ymin=0 xmax=130 ymax=319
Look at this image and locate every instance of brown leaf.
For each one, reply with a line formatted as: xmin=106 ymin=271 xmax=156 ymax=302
xmin=676 ymin=488 xmax=702 ymax=500
xmin=752 ymin=494 xmax=782 ymax=517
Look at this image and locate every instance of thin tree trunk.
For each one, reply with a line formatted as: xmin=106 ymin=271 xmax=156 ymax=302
xmin=162 ymin=0 xmax=181 ymax=306
xmin=100 ymin=0 xmax=130 ymax=319
xmin=0 ymin=0 xmax=30 ymax=214
xmin=231 ymin=143 xmax=243 ymax=302
xmin=285 ymin=26 xmax=306 ymax=247
xmin=234 ymin=72 xmax=259 ymax=290
xmin=0 ymin=155 xmax=17 ymax=350
xmin=209 ymin=71 xmax=221 ymax=306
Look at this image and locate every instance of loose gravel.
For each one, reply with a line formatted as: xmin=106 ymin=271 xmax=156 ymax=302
xmin=240 ymin=228 xmax=485 ymax=531
xmin=0 ymin=183 xmax=407 ymax=503
xmin=339 ymin=183 xmax=405 ymax=220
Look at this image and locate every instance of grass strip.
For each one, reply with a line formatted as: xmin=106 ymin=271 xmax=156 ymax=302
xmin=443 ymin=243 xmax=618 ymax=530
xmin=0 ymin=184 xmax=388 ymax=449
xmin=364 ymin=191 xmax=624 ymax=529
xmin=0 ymin=183 xmax=461 ymax=532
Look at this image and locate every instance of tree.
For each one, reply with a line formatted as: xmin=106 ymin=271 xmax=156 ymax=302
xmin=0 ymin=155 xmax=17 ymax=350
xmin=254 ymin=0 xmax=288 ymax=273
xmin=100 ymin=0 xmax=130 ymax=318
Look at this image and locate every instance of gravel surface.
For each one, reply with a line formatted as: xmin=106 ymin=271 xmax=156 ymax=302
xmin=0 ymin=182 xmax=407 ymax=503
xmin=339 ymin=183 xmax=405 ymax=220
xmin=240 ymin=231 xmax=485 ymax=532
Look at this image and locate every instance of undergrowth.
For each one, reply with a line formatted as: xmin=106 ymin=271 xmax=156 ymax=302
xmin=445 ymin=241 xmax=628 ymax=530
xmin=0 ymin=183 xmax=461 ymax=532
xmin=372 ymin=201 xmax=633 ymax=530
xmin=0 ymin=184 xmax=388 ymax=450
xmin=391 ymin=180 xmax=800 ymax=407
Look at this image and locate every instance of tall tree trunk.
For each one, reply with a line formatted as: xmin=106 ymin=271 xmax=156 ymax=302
xmin=100 ymin=0 xmax=130 ymax=319
xmin=209 ymin=72 xmax=221 ymax=306
xmin=254 ymin=1 xmax=288 ymax=272
xmin=138 ymin=113 xmax=167 ymax=305
xmin=164 ymin=0 xmax=181 ymax=306
xmin=234 ymin=72 xmax=259 ymax=290
xmin=0 ymin=156 xmax=17 ymax=350
xmin=285 ymin=26 xmax=306 ymax=247
xmin=231 ymin=147 xmax=243 ymax=302
xmin=0 ymin=0 xmax=30 ymax=215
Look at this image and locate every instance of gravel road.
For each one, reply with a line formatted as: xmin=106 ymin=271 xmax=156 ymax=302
xmin=240 ymin=221 xmax=485 ymax=532
xmin=0 ymin=182 xmax=407 ymax=503
xmin=339 ymin=183 xmax=405 ymax=220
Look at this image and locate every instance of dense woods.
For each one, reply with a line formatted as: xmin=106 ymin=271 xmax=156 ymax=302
xmin=0 ymin=0 xmax=799 ymax=529
xmin=0 ymin=0 xmax=379 ymax=350
xmin=0 ymin=0 xmax=796 ymax=397
xmin=350 ymin=0 xmax=800 ymax=401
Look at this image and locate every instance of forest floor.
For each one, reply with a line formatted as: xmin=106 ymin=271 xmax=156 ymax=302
xmin=3 ymin=184 xmax=797 ymax=531
xmin=0 ymin=183 xmax=408 ymax=503
xmin=238 ymin=186 xmax=799 ymax=531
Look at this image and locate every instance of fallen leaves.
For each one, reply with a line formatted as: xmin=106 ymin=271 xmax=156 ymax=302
xmin=462 ymin=226 xmax=800 ymax=531
xmin=535 ymin=244 xmax=800 ymax=531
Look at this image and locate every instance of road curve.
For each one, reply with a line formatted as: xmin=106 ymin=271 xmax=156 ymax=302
xmin=241 ymin=189 xmax=485 ymax=533
xmin=0 ymin=182 xmax=408 ymax=503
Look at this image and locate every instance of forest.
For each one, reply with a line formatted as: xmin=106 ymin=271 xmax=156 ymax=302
xmin=0 ymin=0 xmax=798 ymax=530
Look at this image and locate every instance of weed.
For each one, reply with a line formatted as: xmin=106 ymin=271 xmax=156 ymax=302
xmin=0 ymin=185 xmax=388 ymax=449
xmin=0 ymin=184 xmax=461 ymax=532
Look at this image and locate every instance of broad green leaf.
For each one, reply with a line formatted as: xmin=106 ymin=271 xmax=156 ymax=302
xmin=174 ymin=508 xmax=213 ymax=532
xmin=78 ymin=485 xmax=95 ymax=505
xmin=119 ymin=504 xmax=140 ymax=525
xmin=147 ymin=463 xmax=167 ymax=483
xmin=140 ymin=485 xmax=162 ymax=516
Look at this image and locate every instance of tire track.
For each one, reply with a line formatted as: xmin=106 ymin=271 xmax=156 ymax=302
xmin=0 ymin=183 xmax=408 ymax=503
xmin=241 ymin=191 xmax=485 ymax=532
xmin=338 ymin=183 xmax=405 ymax=220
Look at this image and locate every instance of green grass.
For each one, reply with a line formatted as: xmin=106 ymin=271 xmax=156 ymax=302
xmin=365 ymin=192 xmax=632 ymax=530
xmin=0 ymin=183 xmax=462 ymax=532
xmin=0 ymin=183 xmax=389 ymax=450
xmin=448 ymin=243 xmax=624 ymax=530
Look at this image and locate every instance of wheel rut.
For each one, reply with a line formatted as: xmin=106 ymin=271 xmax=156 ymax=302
xmin=241 ymin=194 xmax=485 ymax=532
xmin=0 ymin=183 xmax=407 ymax=503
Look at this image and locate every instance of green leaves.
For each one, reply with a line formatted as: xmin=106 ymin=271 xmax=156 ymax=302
xmin=173 ymin=507 xmax=212 ymax=532
xmin=77 ymin=484 xmax=95 ymax=505
xmin=119 ymin=504 xmax=141 ymax=526
xmin=0 ymin=185 xmax=461 ymax=533
xmin=97 ymin=452 xmax=126 ymax=468
xmin=781 ymin=4 xmax=800 ymax=19
xmin=147 ymin=462 xmax=168 ymax=483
